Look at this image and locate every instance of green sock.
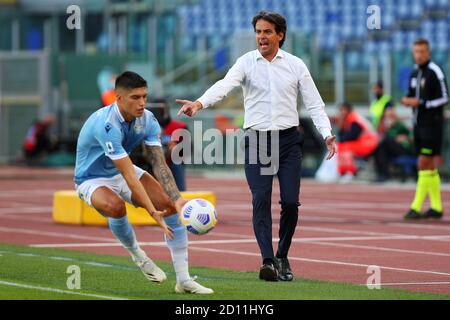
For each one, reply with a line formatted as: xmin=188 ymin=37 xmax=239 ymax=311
xmin=410 ymin=170 xmax=433 ymax=212
xmin=429 ymin=170 xmax=443 ymax=212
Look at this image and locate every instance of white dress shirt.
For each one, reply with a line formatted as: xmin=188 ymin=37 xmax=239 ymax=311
xmin=197 ymin=48 xmax=332 ymax=139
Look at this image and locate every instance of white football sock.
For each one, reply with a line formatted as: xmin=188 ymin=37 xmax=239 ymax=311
xmin=164 ymin=214 xmax=190 ymax=283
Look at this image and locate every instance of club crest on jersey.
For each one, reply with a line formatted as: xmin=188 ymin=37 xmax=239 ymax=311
xmin=105 ymin=124 xmax=111 ymax=133
xmin=134 ymin=124 xmax=144 ymax=134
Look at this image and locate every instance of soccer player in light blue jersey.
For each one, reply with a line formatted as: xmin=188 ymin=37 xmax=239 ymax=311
xmin=74 ymin=71 xmax=213 ymax=294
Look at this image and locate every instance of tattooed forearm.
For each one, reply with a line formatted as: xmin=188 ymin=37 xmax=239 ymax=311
xmin=146 ymin=145 xmax=181 ymax=202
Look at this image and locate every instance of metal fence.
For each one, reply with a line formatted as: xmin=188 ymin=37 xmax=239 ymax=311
xmin=0 ymin=51 xmax=50 ymax=163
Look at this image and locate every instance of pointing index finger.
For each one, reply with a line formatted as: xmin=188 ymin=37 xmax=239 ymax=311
xmin=177 ymin=107 xmax=185 ymax=117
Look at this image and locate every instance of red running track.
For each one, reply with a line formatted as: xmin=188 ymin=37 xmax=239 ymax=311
xmin=0 ymin=166 xmax=449 ymax=295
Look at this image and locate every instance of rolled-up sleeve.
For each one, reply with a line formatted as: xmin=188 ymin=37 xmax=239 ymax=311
xmin=297 ymin=61 xmax=332 ymax=139
xmin=197 ymin=57 xmax=245 ymax=108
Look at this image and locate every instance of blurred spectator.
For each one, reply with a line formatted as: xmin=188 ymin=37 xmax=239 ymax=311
xmin=336 ymin=102 xmax=379 ymax=182
xmin=131 ymin=98 xmax=188 ymax=191
xmin=373 ymin=108 xmax=415 ymax=182
xmin=214 ymin=114 xmax=239 ymax=133
xmin=369 ymin=81 xmax=393 ymax=134
xmin=23 ymin=114 xmax=59 ymax=166
xmin=97 ymin=67 xmax=117 ymax=106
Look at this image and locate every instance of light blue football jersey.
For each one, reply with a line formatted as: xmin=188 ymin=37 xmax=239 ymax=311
xmin=74 ymin=103 xmax=161 ymax=185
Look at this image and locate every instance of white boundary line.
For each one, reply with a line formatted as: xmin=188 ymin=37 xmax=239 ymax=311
xmin=0 ymin=280 xmax=129 ymax=300
xmin=31 ymin=243 xmax=123 ymax=248
xmin=0 ymin=250 xmax=138 ymax=271
xmin=0 ymin=227 xmax=115 ymax=242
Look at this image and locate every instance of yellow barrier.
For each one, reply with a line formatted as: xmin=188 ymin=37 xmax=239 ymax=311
xmin=53 ymin=190 xmax=216 ymax=226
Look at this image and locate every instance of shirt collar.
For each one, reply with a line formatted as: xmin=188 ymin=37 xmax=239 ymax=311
xmin=255 ymin=48 xmax=285 ymax=62
xmin=419 ymin=60 xmax=431 ymax=69
xmin=414 ymin=60 xmax=431 ymax=70
xmin=113 ymin=103 xmax=126 ymax=123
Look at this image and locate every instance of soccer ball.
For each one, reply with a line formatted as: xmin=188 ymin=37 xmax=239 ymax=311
xmin=181 ymin=198 xmax=218 ymax=235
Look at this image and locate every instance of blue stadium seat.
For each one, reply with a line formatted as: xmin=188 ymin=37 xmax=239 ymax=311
xmin=176 ymin=0 xmax=448 ymax=54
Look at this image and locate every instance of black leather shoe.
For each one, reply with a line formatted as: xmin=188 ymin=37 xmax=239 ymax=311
xmin=277 ymin=258 xmax=294 ymax=281
xmin=423 ymin=208 xmax=443 ymax=219
xmin=259 ymin=260 xmax=278 ymax=281
xmin=404 ymin=209 xmax=423 ymax=220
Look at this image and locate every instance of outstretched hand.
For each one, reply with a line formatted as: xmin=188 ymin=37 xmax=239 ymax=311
xmin=176 ymin=99 xmax=202 ymax=117
xmin=174 ymin=197 xmax=188 ymax=215
xmin=325 ymin=135 xmax=338 ymax=160
xmin=401 ymin=97 xmax=420 ymax=108
xmin=150 ymin=209 xmax=174 ymax=240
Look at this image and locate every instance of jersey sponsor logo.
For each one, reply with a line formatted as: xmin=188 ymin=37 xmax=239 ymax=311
xmin=105 ymin=124 xmax=112 ymax=133
xmin=105 ymin=141 xmax=115 ymax=154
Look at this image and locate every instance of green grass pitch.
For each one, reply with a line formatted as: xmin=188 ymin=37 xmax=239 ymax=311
xmin=0 ymin=243 xmax=448 ymax=300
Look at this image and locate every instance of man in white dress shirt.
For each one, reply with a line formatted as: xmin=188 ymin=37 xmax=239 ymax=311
xmin=176 ymin=11 xmax=337 ymax=282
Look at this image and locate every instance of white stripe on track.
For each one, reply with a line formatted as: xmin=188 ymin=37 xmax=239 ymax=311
xmin=186 ymin=246 xmax=450 ymax=277
xmin=29 ymin=236 xmax=406 ymax=248
xmin=362 ymin=281 xmax=450 ymax=286
xmin=0 ymin=215 xmax=53 ymax=223
xmin=307 ymin=241 xmax=450 ymax=257
xmin=31 ymin=234 xmax=450 ymax=248
xmin=386 ymin=222 xmax=450 ymax=231
xmin=0 ymin=190 xmax=55 ymax=197
xmin=0 ymin=207 xmax=52 ymax=215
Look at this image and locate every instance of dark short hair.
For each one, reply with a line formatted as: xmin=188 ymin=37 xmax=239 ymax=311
xmin=375 ymin=80 xmax=383 ymax=89
xmin=413 ymin=38 xmax=430 ymax=48
xmin=115 ymin=71 xmax=147 ymax=90
xmin=339 ymin=102 xmax=353 ymax=111
xmin=252 ymin=11 xmax=287 ymax=48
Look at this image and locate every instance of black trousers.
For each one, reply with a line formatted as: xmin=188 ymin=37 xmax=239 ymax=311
xmin=244 ymin=126 xmax=303 ymax=263
xmin=374 ymin=136 xmax=413 ymax=177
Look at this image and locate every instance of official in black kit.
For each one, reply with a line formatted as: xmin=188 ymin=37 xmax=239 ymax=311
xmin=402 ymin=38 xmax=448 ymax=220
